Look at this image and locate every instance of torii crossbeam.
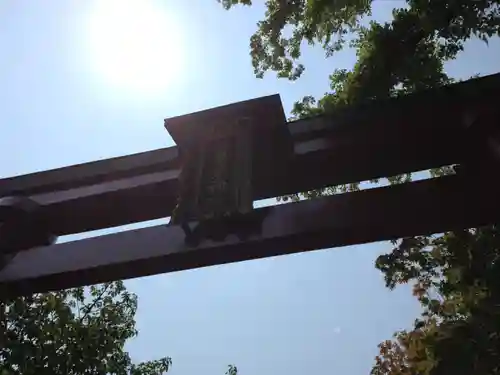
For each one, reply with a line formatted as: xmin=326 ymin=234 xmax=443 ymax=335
xmin=1 ymin=73 xmax=499 ymax=297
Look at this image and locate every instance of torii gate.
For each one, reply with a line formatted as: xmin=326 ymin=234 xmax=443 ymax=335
xmin=0 ymin=73 xmax=499 ymax=298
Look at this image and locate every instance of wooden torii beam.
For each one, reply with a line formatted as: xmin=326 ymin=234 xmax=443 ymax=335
xmin=0 ymin=73 xmax=499 ymax=297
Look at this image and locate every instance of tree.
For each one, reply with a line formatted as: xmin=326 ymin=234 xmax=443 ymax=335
xmin=372 ymin=227 xmax=500 ymax=375
xmin=0 ymin=281 xmax=172 ymax=375
xmin=219 ymin=0 xmax=499 ymax=82
xmin=219 ymin=1 xmax=500 ymax=374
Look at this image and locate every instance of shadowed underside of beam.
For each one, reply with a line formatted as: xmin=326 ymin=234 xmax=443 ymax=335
xmin=1 ymin=174 xmax=498 ymax=298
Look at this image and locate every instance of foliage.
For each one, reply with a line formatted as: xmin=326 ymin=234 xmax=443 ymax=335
xmin=218 ymin=0 xmax=371 ymax=79
xmin=373 ymin=226 xmax=500 ymax=374
xmin=220 ymin=1 xmax=500 ymax=374
xmin=0 ymin=281 xmax=172 ymax=375
xmin=220 ymin=0 xmax=500 ymax=81
xmin=226 ymin=364 xmax=238 ymax=375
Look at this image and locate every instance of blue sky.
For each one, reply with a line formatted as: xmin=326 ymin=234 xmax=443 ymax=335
xmin=1 ymin=1 xmax=499 ymax=374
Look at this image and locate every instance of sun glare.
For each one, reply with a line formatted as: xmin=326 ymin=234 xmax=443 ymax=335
xmin=85 ymin=0 xmax=185 ymax=94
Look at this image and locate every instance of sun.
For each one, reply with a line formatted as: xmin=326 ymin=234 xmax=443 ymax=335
xmin=85 ymin=0 xmax=185 ymax=94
